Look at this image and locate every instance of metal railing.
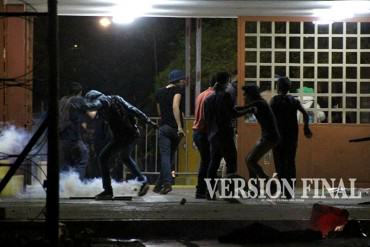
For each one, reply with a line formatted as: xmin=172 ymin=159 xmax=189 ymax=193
xmin=132 ymin=117 xmax=198 ymax=177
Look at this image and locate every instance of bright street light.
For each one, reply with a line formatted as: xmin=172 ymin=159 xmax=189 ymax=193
xmin=99 ymin=17 xmax=112 ymax=27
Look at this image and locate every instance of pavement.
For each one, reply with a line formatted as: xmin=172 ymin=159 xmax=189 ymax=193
xmin=0 ymin=186 xmax=369 ymax=246
xmin=1 ymin=186 xmax=369 ymax=221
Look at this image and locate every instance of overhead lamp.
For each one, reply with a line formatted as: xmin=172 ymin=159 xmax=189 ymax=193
xmin=312 ymin=1 xmax=370 ymax=24
xmin=99 ymin=17 xmax=112 ymax=28
xmin=112 ymin=0 xmax=166 ymax=24
xmin=313 ymin=8 xmax=354 ymax=24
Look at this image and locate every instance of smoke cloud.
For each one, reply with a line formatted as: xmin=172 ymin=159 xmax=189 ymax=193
xmin=1 ymin=124 xmax=142 ymax=198
xmin=0 ymin=125 xmax=31 ymax=155
xmin=20 ymin=170 xmax=141 ymax=198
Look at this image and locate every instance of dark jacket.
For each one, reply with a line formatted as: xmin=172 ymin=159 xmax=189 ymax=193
xmin=270 ymin=94 xmax=300 ymax=142
xmin=204 ymin=90 xmax=237 ymax=140
xmin=85 ymin=90 xmax=151 ymax=141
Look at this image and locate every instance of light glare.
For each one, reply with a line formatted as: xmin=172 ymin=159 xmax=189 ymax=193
xmin=99 ymin=17 xmax=112 ymax=27
xmin=112 ymin=0 xmax=163 ymax=24
xmin=312 ymin=1 xmax=370 ymax=23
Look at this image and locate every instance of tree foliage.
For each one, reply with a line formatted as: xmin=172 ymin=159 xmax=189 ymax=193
xmin=155 ymin=19 xmax=237 ymax=90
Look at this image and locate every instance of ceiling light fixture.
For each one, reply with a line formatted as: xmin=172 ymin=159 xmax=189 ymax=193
xmin=313 ymin=1 xmax=370 ymax=24
xmin=112 ymin=0 xmax=167 ymax=25
xmin=99 ymin=17 xmax=112 ymax=27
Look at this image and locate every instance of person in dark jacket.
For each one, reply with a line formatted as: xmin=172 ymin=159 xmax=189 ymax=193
xmin=203 ymin=72 xmax=253 ymax=199
xmin=85 ymin=90 xmax=157 ymax=199
xmin=238 ymin=84 xmax=280 ymax=194
xmin=59 ymin=82 xmax=89 ymax=180
xmin=270 ymin=77 xmax=312 ymax=198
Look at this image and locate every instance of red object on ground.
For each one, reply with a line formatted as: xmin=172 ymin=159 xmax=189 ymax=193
xmin=310 ymin=203 xmax=349 ymax=237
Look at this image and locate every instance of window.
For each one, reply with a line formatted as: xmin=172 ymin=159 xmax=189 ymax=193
xmin=244 ymin=21 xmax=370 ymax=123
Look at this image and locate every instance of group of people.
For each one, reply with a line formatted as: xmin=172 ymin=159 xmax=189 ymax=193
xmin=59 ymin=82 xmax=157 ymax=199
xmin=58 ymin=69 xmax=188 ymax=199
xmin=58 ymin=69 xmax=312 ymax=200
xmin=192 ymin=72 xmax=312 ymax=199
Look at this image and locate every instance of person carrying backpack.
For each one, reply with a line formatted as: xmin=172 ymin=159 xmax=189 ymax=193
xmin=85 ymin=90 xmax=157 ymax=199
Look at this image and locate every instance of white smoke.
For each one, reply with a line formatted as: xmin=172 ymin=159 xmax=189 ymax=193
xmin=0 ymin=125 xmax=31 ymax=156
xmin=0 ymin=124 xmax=142 ymax=198
xmin=20 ymin=170 xmax=142 ymax=198
xmin=59 ymin=171 xmax=141 ymax=197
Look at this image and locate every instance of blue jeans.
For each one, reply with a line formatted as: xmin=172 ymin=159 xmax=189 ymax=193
xmin=99 ymin=139 xmax=145 ymax=191
xmin=60 ymin=139 xmax=88 ymax=180
xmin=193 ymin=130 xmax=210 ymax=194
xmin=157 ymin=125 xmax=181 ymax=186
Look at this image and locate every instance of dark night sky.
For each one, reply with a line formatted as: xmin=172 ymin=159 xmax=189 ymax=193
xmin=33 ymin=16 xmax=184 ymax=115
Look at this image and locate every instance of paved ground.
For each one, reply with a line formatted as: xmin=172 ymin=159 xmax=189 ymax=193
xmin=88 ymin=239 xmax=370 ymax=247
xmin=1 ymin=187 xmax=369 ymax=221
xmin=0 ymin=187 xmax=369 ymax=246
xmin=144 ymin=239 xmax=369 ymax=247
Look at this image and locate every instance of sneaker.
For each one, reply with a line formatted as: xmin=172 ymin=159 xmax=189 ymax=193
xmin=153 ymin=184 xmax=162 ymax=193
xmin=134 ymin=175 xmax=149 ymax=196
xmin=95 ymin=190 xmax=113 ymax=200
xmin=138 ymin=182 xmax=149 ymax=196
xmin=135 ymin=175 xmax=148 ymax=184
xmin=159 ymin=184 xmax=172 ymax=194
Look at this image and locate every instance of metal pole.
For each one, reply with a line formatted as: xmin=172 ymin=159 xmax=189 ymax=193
xmin=185 ymin=18 xmax=191 ymax=117
xmin=46 ymin=0 xmax=59 ymax=245
xmin=155 ymin=121 xmax=158 ymax=172
xmin=144 ymin=123 xmax=148 ymax=171
xmin=195 ymin=18 xmax=202 ymax=98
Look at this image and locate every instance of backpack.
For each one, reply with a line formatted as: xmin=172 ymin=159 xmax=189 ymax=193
xmin=110 ymin=96 xmax=139 ymax=138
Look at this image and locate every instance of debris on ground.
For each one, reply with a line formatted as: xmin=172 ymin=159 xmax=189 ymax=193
xmin=180 ymin=198 xmax=186 ymax=205
xmin=311 ymin=203 xmax=349 ymax=237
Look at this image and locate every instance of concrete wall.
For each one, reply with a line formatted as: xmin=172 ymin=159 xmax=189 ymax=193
xmin=237 ymin=121 xmax=370 ymax=187
xmin=0 ymin=4 xmax=33 ymax=128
